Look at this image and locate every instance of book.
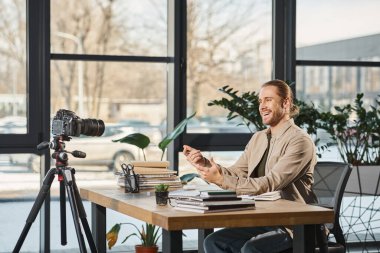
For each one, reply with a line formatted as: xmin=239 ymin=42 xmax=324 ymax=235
xmin=200 ymin=190 xmax=237 ymax=197
xmin=174 ymin=205 xmax=255 ymax=214
xmin=169 ymin=189 xmax=201 ymax=198
xmin=169 ymin=189 xmax=240 ymax=200
xmin=172 ymin=196 xmax=243 ymax=202
xmin=176 ymin=202 xmax=255 ymax=210
xmin=133 ymin=167 xmax=177 ymax=175
xmin=175 ymin=199 xmax=255 ymax=207
xmin=138 ymin=176 xmax=178 ymax=182
xmin=239 ymin=191 xmax=281 ymax=201
xmin=131 ymin=161 xmax=170 ymax=168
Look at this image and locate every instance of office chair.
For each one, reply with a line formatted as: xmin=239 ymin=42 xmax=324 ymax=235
xmin=281 ymin=162 xmax=352 ymax=253
xmin=313 ymin=162 xmax=352 ymax=253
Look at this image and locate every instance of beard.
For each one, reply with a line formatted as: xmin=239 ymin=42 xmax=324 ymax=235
xmin=261 ymin=107 xmax=286 ymax=127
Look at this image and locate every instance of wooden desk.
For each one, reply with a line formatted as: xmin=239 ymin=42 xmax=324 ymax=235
xmin=80 ymin=187 xmax=334 ymax=253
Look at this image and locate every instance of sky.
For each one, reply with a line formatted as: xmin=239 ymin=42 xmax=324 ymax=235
xmin=296 ymin=0 xmax=380 ymax=47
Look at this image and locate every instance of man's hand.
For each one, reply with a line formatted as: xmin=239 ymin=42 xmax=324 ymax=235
xmin=183 ymin=145 xmax=224 ymax=185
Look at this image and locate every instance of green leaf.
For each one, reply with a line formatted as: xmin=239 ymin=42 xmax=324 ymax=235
xmin=112 ymin=133 xmax=150 ymax=150
xmin=158 ymin=112 xmax=196 ymax=152
xmin=180 ymin=173 xmax=199 ymax=183
xmin=154 ymin=183 xmax=169 ymax=192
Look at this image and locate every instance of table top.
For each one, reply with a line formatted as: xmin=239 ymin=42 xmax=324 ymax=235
xmin=80 ymin=187 xmax=334 ymax=231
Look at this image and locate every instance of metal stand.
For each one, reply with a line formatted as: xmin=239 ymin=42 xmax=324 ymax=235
xmin=13 ymin=136 xmax=98 ymax=253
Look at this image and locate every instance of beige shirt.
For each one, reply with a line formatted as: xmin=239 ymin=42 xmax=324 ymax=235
xmin=219 ymin=119 xmax=317 ymax=205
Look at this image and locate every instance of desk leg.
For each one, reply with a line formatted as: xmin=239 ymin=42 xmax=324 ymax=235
xmin=91 ymin=203 xmax=106 ymax=253
xmin=162 ymin=229 xmax=183 ymax=253
xmin=198 ymin=229 xmax=214 ymax=253
xmin=293 ymin=224 xmax=315 ymax=253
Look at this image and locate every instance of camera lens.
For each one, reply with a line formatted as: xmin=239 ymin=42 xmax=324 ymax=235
xmin=81 ymin=118 xmax=105 ymax=136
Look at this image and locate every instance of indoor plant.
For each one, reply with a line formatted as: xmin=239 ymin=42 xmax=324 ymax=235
xmin=106 ymin=222 xmax=161 ymax=253
xmin=319 ymin=93 xmax=380 ymax=165
xmin=113 ymin=112 xmax=196 ymax=161
xmin=154 ymin=183 xmax=170 ymax=206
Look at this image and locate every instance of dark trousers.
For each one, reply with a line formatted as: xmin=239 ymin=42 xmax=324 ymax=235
xmin=203 ymin=226 xmax=292 ymax=253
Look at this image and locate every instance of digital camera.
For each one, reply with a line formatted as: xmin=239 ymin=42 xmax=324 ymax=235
xmin=51 ymin=109 xmax=105 ymax=137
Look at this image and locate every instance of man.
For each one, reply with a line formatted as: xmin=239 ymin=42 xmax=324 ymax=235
xmin=183 ymin=79 xmax=317 ymax=253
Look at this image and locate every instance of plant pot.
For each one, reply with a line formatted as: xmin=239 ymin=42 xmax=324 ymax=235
xmin=345 ymin=165 xmax=380 ymax=195
xmin=135 ymin=245 xmax=158 ymax=253
xmin=155 ymin=191 xmax=169 ymax=206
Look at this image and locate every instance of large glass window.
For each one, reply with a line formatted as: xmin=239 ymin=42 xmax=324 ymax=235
xmin=186 ymin=0 xmax=272 ymax=133
xmin=51 ymin=0 xmax=167 ymax=56
xmin=48 ymin=1 xmax=170 ymax=251
xmin=0 ymin=0 xmax=27 ymax=134
xmin=50 ymin=61 xmax=167 ymax=169
xmin=296 ymin=66 xmax=380 ymax=110
xmin=297 ymin=0 xmax=380 ymax=61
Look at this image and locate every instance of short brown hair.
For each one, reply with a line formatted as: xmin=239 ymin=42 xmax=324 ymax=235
xmin=261 ymin=79 xmax=299 ymax=118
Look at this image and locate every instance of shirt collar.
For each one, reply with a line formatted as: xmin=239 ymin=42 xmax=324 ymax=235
xmin=265 ymin=118 xmax=295 ymax=139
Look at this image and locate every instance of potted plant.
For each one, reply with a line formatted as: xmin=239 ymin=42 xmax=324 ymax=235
xmin=154 ymin=183 xmax=169 ymax=206
xmin=319 ymin=93 xmax=380 ymax=166
xmin=113 ymin=112 xmax=196 ymax=161
xmin=319 ymin=93 xmax=380 ymax=193
xmin=106 ymin=222 xmax=161 ymax=253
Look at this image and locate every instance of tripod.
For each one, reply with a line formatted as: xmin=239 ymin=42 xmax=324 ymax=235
xmin=14 ymin=135 xmax=98 ymax=253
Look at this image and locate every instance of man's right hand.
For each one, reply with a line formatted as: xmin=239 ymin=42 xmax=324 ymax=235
xmin=182 ymin=145 xmax=224 ymax=186
xmin=183 ymin=145 xmax=207 ymax=168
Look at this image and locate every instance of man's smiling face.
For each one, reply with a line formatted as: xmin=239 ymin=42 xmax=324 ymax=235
xmin=258 ymin=85 xmax=288 ymax=127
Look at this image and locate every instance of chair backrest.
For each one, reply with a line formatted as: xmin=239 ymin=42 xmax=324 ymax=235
xmin=312 ymin=162 xmax=352 ymax=216
xmin=313 ymin=161 xmax=352 ymax=250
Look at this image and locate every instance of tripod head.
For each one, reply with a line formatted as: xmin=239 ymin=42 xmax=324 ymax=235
xmin=37 ymin=135 xmax=86 ymax=168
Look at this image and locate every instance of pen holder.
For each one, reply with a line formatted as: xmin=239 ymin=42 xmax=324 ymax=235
xmin=124 ymin=174 xmax=140 ymax=193
xmin=155 ymin=191 xmax=169 ymax=206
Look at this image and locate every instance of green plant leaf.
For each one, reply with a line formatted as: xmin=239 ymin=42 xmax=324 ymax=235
xmin=112 ymin=133 xmax=150 ymax=150
xmin=121 ymin=233 xmax=139 ymax=244
xmin=180 ymin=173 xmax=199 ymax=183
xmin=154 ymin=183 xmax=169 ymax=192
xmin=116 ymin=222 xmax=160 ymax=247
xmin=158 ymin=112 xmax=196 ymax=152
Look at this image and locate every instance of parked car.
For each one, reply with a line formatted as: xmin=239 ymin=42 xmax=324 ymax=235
xmin=27 ymin=123 xmax=162 ymax=173
xmin=0 ymin=116 xmax=27 ymax=134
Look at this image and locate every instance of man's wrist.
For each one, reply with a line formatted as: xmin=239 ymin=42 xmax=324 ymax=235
xmin=215 ymin=173 xmax=224 ymax=186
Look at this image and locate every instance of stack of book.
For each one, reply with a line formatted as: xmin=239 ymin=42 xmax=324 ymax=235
xmin=169 ymin=189 xmax=256 ymax=213
xmin=117 ymin=161 xmax=182 ymax=190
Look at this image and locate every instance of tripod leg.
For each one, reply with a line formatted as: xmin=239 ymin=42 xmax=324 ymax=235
xmin=60 ymin=179 xmax=67 ymax=245
xmin=62 ymin=169 xmax=87 ymax=253
xmin=14 ymin=168 xmax=57 ymax=253
xmin=72 ymin=172 xmax=98 ymax=253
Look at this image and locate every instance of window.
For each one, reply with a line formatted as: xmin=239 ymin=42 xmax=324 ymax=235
xmin=296 ymin=0 xmax=380 ymax=112
xmin=186 ymin=0 xmax=272 ymax=133
xmin=297 ymin=0 xmax=380 ymax=61
xmin=0 ymin=0 xmax=27 ymax=134
xmin=48 ymin=1 xmax=170 ymax=251
xmin=51 ymin=0 xmax=167 ymax=56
